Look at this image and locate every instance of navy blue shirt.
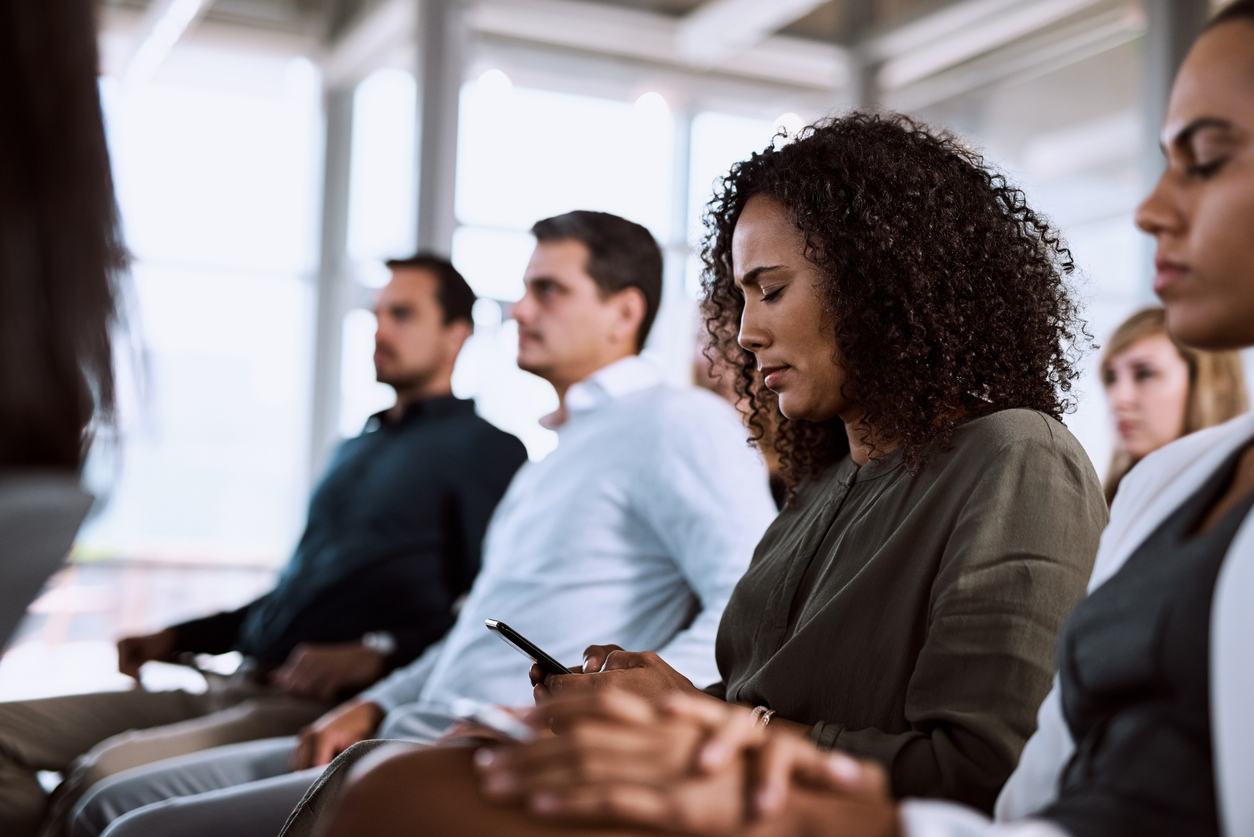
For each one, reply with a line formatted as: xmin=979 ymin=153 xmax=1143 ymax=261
xmin=172 ymin=396 xmax=527 ymax=680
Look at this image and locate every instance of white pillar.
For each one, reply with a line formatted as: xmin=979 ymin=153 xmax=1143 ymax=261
xmin=846 ymin=0 xmax=878 ymax=109
xmin=415 ymin=0 xmax=466 ymax=255
xmin=308 ymin=86 xmax=355 ymax=479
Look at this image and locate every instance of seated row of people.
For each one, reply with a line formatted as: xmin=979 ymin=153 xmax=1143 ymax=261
xmin=307 ymin=5 xmax=1254 ymax=837
xmin=0 ymin=211 xmax=777 ymax=837
xmin=1 ymin=2 xmax=1250 ymax=837
xmin=30 ymin=76 xmax=1144 ymax=837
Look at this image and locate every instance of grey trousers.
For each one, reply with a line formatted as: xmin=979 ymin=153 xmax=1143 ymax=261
xmin=71 ymin=704 xmax=458 ymax=837
xmin=73 ymin=738 xmax=320 ymax=837
xmin=0 ymin=681 xmax=332 ymax=837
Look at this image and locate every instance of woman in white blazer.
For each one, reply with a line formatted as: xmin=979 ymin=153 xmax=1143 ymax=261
xmin=302 ymin=3 xmax=1254 ymax=837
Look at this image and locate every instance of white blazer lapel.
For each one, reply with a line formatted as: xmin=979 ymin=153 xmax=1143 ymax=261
xmin=1090 ymin=415 xmax=1254 ymax=592
xmin=1212 ymin=514 xmax=1254 ymax=837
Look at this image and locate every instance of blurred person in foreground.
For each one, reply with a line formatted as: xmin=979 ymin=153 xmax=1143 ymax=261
xmin=0 ymin=255 xmax=529 ymax=837
xmin=0 ymin=0 xmax=123 ymax=646
xmin=307 ymin=109 xmax=1111 ymax=834
xmin=1101 ymin=306 xmax=1246 ymax=504
xmin=67 ymin=210 xmax=775 ymax=837
xmin=320 ymin=4 xmax=1254 ymax=837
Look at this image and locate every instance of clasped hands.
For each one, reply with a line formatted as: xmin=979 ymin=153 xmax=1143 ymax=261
xmin=477 ymin=657 xmax=900 ymax=837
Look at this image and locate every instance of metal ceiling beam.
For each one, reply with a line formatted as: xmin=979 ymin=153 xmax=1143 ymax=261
xmin=321 ymin=0 xmax=416 ymax=86
xmin=674 ymin=0 xmax=830 ymax=69
xmin=872 ymin=0 xmax=1113 ymax=92
xmin=465 ymin=0 xmax=847 ymax=90
xmin=884 ymin=2 xmax=1142 ymax=111
xmin=123 ymin=0 xmax=215 ymax=86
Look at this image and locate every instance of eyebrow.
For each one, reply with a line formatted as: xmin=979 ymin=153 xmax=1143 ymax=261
xmin=737 ymin=264 xmax=785 ymax=287
xmin=1166 ymin=117 xmax=1235 ymax=152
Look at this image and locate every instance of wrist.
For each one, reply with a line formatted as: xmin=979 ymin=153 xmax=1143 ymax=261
xmin=157 ymin=627 xmax=181 ymax=658
xmin=360 ymin=631 xmax=397 ymax=660
xmin=352 ymin=698 xmax=386 ymax=726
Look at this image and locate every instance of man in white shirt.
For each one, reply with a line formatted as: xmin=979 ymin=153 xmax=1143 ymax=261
xmin=70 ymin=211 xmax=775 ymax=837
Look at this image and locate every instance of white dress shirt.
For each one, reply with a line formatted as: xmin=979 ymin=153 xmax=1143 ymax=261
xmin=362 ymin=355 xmax=776 ymax=721
xmin=901 ymin=412 xmax=1254 ymax=837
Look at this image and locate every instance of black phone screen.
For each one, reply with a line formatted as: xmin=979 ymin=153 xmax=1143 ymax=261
xmin=484 ymin=618 xmax=573 ymax=676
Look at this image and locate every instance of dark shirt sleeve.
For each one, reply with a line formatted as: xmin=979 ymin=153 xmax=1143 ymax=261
xmin=170 ymin=596 xmax=265 ymax=656
xmin=810 ymin=426 xmax=1105 ymax=813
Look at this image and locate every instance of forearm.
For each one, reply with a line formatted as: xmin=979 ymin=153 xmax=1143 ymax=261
xmin=359 ymin=638 xmax=444 ymax=712
xmin=169 ymin=603 xmax=253 ymax=655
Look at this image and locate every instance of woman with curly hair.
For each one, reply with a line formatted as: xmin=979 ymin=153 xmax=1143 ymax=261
xmin=394 ymin=5 xmax=1254 ymax=837
xmin=294 ymin=111 xmax=1110 ymax=837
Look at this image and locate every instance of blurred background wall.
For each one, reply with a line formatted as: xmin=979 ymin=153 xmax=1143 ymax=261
xmin=2 ymin=0 xmax=1240 ymax=699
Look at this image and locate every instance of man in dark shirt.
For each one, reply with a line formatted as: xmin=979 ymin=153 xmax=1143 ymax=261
xmin=0 ymin=255 xmax=527 ymax=837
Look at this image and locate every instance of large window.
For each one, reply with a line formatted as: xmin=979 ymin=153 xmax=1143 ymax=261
xmin=451 ymin=74 xmax=678 ymax=460
xmin=2 ymin=40 xmax=323 ymax=700
xmin=338 ymin=68 xmax=420 ymax=437
xmin=80 ymin=45 xmax=322 ymax=566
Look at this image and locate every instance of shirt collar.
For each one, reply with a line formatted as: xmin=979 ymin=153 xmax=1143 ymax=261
xmin=366 ymin=395 xmax=474 ymax=432
xmin=540 ymin=355 xmax=664 ymax=430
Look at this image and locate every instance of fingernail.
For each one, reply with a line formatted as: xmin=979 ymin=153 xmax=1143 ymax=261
xmin=755 ymin=786 xmax=779 ymax=814
xmin=828 ymin=753 xmax=862 ymax=781
xmin=473 ymin=748 xmax=496 ymax=770
xmin=532 ymin=792 xmax=559 ymax=813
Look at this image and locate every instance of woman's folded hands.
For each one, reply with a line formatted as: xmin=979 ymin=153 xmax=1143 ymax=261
xmin=472 ymin=689 xmax=902 ymax=837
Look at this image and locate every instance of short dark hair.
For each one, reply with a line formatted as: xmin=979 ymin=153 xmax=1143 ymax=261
xmin=530 ymin=211 xmax=663 ymax=351
xmin=384 ymin=252 xmax=477 ymax=327
xmin=1209 ymin=0 xmax=1254 ymax=28
xmin=0 ymin=0 xmax=126 ymax=471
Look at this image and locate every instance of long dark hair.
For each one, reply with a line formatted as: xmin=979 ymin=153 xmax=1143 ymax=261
xmin=0 ymin=0 xmax=126 ymax=471
xmin=701 ymin=112 xmax=1085 ymax=490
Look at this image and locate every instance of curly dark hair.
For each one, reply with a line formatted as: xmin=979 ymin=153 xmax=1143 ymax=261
xmin=700 ymin=112 xmax=1085 ymax=490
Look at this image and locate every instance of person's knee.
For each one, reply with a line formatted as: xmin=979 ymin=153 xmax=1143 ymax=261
xmin=72 ymin=745 xmax=132 ymax=790
xmin=68 ymin=785 xmax=114 ymax=837
xmin=322 ymin=746 xmax=476 ymax=837
xmin=94 ymin=799 xmax=181 ymax=837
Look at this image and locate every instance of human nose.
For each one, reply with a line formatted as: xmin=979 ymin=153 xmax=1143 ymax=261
xmin=737 ymin=303 xmax=769 ymax=354
xmin=1107 ymin=373 xmax=1136 ymax=410
xmin=510 ymin=293 xmax=532 ymax=325
xmin=1135 ymin=168 xmax=1184 ymax=239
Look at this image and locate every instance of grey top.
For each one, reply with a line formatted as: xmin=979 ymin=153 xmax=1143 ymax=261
xmin=0 ymin=471 xmax=93 ymax=649
xmin=709 ymin=409 xmax=1107 ymax=813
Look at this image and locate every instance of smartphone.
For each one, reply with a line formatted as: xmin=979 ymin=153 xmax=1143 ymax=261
xmin=484 ymin=618 xmax=573 ymax=677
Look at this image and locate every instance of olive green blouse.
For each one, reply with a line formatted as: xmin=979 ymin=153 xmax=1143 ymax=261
xmin=707 ymin=409 xmax=1107 ymax=813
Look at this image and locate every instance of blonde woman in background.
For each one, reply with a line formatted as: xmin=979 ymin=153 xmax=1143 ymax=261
xmin=1102 ymin=307 xmax=1247 ymax=504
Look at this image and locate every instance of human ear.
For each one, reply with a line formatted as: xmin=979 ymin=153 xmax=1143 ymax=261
xmin=445 ymin=319 xmax=473 ymax=358
xmin=609 ymin=287 xmax=648 ymax=348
